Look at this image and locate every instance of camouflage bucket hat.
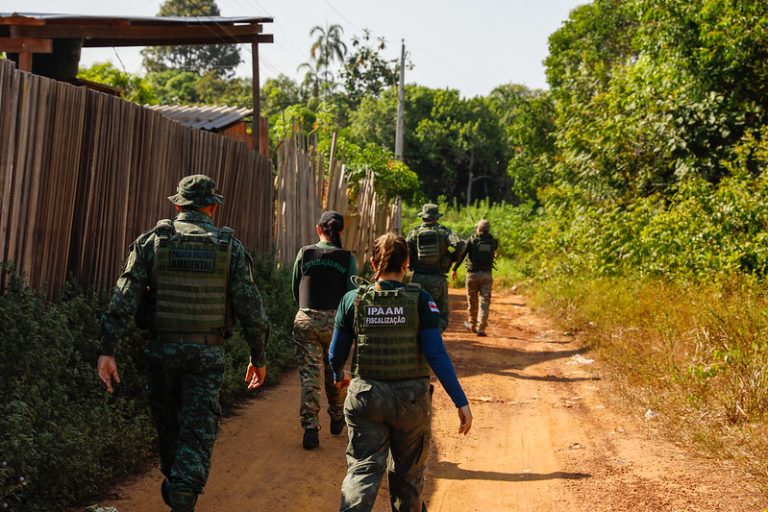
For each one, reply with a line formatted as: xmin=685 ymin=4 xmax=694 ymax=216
xmin=168 ymin=174 xmax=224 ymax=207
xmin=417 ymin=203 xmax=442 ymax=220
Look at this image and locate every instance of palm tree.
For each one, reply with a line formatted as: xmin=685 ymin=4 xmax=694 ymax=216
xmin=308 ymin=23 xmax=347 ymax=97
xmin=298 ymin=61 xmax=321 ymax=99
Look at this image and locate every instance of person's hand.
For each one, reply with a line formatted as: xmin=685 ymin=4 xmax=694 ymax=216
xmin=97 ymin=355 xmax=121 ymax=394
xmin=458 ymin=405 xmax=473 ymax=435
xmin=245 ymin=363 xmax=267 ymax=390
xmin=333 ymin=371 xmax=351 ymax=390
xmin=450 ymin=270 xmax=458 ymax=281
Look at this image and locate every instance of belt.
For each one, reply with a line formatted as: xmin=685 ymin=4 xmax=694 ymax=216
xmin=153 ymin=333 xmax=224 ymax=346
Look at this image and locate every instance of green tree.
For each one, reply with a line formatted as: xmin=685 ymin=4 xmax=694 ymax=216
xmin=350 ymin=86 xmax=508 ymax=203
xmin=141 ymin=0 xmax=242 ymax=77
xmin=78 ymin=62 xmax=157 ymax=105
xmin=297 ymin=60 xmax=322 ymax=99
xmin=305 ymin=23 xmax=347 ymax=98
xmin=340 ymin=29 xmax=400 ymax=109
xmin=488 ymin=84 xmax=555 ymax=204
xmin=261 ymin=74 xmax=302 ymax=119
xmin=146 ymin=69 xmax=201 ymax=104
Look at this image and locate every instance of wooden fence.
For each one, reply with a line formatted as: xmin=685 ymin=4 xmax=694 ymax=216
xmin=0 ymin=59 xmax=273 ymax=296
xmin=275 ymin=132 xmax=402 ymax=272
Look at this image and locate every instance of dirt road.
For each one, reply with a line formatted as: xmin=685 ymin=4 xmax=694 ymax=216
xmin=104 ymin=289 xmax=765 ymax=511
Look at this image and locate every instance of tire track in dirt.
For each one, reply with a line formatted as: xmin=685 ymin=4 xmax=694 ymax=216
xmin=102 ymin=289 xmax=765 ymax=511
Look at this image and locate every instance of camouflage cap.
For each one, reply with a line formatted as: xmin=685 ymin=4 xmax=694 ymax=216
xmin=168 ymin=174 xmax=224 ymax=208
xmin=417 ymin=203 xmax=442 ymax=221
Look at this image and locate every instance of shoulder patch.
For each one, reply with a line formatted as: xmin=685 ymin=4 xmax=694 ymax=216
xmin=428 ymin=300 xmax=440 ymax=313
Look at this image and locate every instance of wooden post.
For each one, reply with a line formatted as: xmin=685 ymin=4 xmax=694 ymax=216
xmin=259 ymin=115 xmax=269 ymax=156
xmin=18 ymin=52 xmax=33 ymax=72
xmin=395 ymin=40 xmax=405 ymax=161
xmin=251 ymin=36 xmax=260 ymax=154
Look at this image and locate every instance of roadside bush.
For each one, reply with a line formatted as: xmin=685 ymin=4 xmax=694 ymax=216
xmin=531 ymin=171 xmax=768 ymax=281
xmin=0 ymin=254 xmax=295 ymax=511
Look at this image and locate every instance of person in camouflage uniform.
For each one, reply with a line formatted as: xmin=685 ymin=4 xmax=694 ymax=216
xmin=96 ymin=175 xmax=269 ymax=512
xmin=406 ymin=204 xmax=465 ymax=332
xmin=329 ymin=233 xmax=473 ymax=512
xmin=292 ymin=211 xmax=356 ymax=449
xmin=451 ymin=219 xmax=498 ymax=336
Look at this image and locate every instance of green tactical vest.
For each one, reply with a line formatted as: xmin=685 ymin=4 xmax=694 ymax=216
xmin=352 ymin=283 xmax=431 ymax=380
xmin=414 ymin=224 xmax=448 ymax=272
xmin=150 ymin=219 xmax=233 ymax=334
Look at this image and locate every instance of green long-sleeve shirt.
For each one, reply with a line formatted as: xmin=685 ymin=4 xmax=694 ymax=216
xmin=99 ymin=210 xmax=270 ymax=366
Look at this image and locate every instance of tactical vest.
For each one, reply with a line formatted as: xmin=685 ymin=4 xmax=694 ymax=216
xmin=298 ymin=244 xmax=351 ymax=309
xmin=413 ymin=224 xmax=448 ymax=273
xmin=467 ymin=235 xmax=496 ymax=272
xmin=150 ymin=219 xmax=233 ymax=334
xmin=352 ymin=283 xmax=431 ymax=380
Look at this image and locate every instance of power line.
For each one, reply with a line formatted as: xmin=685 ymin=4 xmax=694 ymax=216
xmin=321 ymin=0 xmax=362 ymax=33
xmin=235 ymin=0 xmax=311 ymax=62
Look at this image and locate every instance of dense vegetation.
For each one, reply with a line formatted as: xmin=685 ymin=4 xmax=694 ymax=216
xmin=521 ymin=0 xmax=768 ymax=479
xmin=7 ymin=0 xmax=768 ymax=504
xmin=0 ymin=258 xmax=295 ymax=511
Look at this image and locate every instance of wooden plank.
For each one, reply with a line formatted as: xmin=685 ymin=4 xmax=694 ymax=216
xmin=12 ymin=23 xmax=262 ymax=40
xmin=0 ymin=38 xmax=53 ymax=53
xmin=82 ymin=33 xmax=273 ymax=47
xmin=0 ymin=16 xmax=45 ymax=26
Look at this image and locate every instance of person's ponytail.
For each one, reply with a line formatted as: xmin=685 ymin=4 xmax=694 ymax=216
xmin=322 ymin=219 xmax=343 ymax=248
xmin=371 ymin=232 xmax=408 ymax=279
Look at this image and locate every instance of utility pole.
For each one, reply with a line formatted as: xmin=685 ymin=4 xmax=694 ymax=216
xmin=395 ymin=39 xmax=405 ymax=161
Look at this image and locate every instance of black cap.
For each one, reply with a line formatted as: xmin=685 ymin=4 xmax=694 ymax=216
xmin=318 ymin=210 xmax=344 ymax=230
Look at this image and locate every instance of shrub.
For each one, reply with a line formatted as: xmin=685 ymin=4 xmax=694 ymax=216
xmin=0 ymin=253 xmax=295 ymax=511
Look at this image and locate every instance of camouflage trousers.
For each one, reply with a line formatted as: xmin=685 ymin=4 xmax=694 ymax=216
xmin=410 ymin=272 xmax=449 ymax=332
xmin=339 ymin=377 xmax=431 ymax=512
xmin=466 ymin=271 xmax=493 ymax=333
xmin=293 ymin=309 xmax=347 ymax=430
xmin=145 ymin=340 xmax=225 ymax=511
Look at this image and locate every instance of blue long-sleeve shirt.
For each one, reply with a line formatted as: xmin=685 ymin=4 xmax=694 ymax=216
xmin=329 ymin=280 xmax=468 ymax=408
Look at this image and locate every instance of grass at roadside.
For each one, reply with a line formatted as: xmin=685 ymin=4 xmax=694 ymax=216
xmin=529 ymin=275 xmax=768 ymax=481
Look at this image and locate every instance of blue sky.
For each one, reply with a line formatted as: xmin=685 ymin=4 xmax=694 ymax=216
xmin=5 ymin=0 xmax=585 ymax=96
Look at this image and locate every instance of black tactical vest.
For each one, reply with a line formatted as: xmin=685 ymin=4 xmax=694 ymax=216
xmin=467 ymin=234 xmax=496 ymax=272
xmin=298 ymin=244 xmax=351 ymax=309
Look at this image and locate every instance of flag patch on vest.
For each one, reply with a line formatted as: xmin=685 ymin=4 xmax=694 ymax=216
xmin=365 ymin=305 xmax=407 ymax=326
xmin=170 ymin=249 xmax=215 ymax=272
xmin=428 ymin=300 xmax=440 ymax=313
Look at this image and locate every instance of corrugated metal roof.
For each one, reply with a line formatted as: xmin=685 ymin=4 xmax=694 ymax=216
xmin=0 ymin=13 xmax=273 ymax=24
xmin=147 ymin=105 xmax=253 ymax=131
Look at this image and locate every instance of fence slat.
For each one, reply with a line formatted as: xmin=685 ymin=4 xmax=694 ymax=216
xmin=0 ymin=60 xmax=273 ymax=298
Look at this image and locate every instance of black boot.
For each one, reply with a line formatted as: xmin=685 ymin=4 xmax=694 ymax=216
xmin=168 ymin=488 xmax=197 ymax=512
xmin=330 ymin=418 xmax=345 ymax=435
xmin=161 ymin=479 xmax=171 ymax=507
xmin=303 ymin=428 xmax=319 ymax=449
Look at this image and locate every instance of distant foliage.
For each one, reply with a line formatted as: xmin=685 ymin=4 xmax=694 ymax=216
xmin=140 ymin=0 xmax=242 ymax=77
xmin=77 ymin=62 xmax=158 ymax=105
